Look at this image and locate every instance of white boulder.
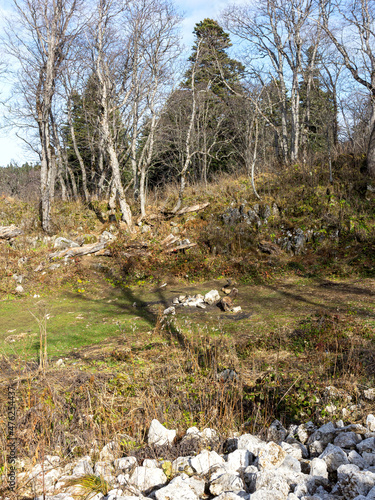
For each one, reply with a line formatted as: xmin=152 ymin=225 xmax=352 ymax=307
xmin=148 ymin=419 xmax=176 ymax=446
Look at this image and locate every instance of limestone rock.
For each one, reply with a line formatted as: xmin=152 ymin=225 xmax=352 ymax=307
xmin=154 ymin=477 xmax=199 ymax=500
xmin=319 ymin=443 xmax=349 ymax=471
xmin=348 ymin=450 xmax=367 ymax=469
xmin=72 ymin=457 xmax=93 ymax=476
xmin=367 ymin=415 xmax=375 ymax=432
xmin=253 ymin=469 xmax=290 ymax=498
xmin=237 ymin=434 xmax=265 ymax=456
xmin=211 ymin=492 xmax=250 ymax=500
xmin=364 ymin=390 xmax=375 ymax=401
xmin=163 ymin=306 xmax=175 ymax=316
xmin=172 ymin=456 xmax=194 ymax=475
xmin=190 ymin=449 xmax=224 ymax=475
xmin=310 ymin=458 xmax=328 ymax=478
xmin=281 ymin=442 xmax=303 ymax=460
xmin=226 ymin=449 xmax=252 ymax=471
xmin=297 ymin=422 xmax=316 ymax=444
xmin=218 ymin=296 xmax=234 ymax=312
xmin=99 ymin=441 xmax=121 ymax=461
xmin=357 ymin=437 xmax=375 ymax=453
xmin=258 ymin=442 xmax=287 ymax=470
xmin=210 ymin=472 xmax=244 ymax=496
xmin=336 ymin=463 xmax=375 ymax=498
xmin=204 ymin=290 xmax=221 ymax=305
xmin=114 ymin=456 xmax=137 ymax=472
xmin=250 ymin=490 xmax=286 ymax=500
xmin=128 ymin=465 xmax=168 ymax=493
xmin=148 ymin=419 xmax=176 ymax=446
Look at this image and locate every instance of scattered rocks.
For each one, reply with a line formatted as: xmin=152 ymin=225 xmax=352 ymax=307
xmin=13 ymin=415 xmax=375 ymax=500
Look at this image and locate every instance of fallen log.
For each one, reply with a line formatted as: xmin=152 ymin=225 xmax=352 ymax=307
xmin=0 ymin=225 xmax=23 ymax=239
xmin=161 ymin=234 xmax=179 ymax=247
xmin=49 ymin=241 xmax=108 ymax=260
xmin=163 ymin=202 xmax=210 ymax=217
xmin=174 ymin=202 xmax=210 ymax=216
xmin=166 ymin=242 xmax=197 ymax=253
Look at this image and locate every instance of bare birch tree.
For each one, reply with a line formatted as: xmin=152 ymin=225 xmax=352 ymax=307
xmin=5 ymin=0 xmax=84 ymax=232
xmin=88 ymin=0 xmax=134 ymax=227
xmin=223 ymin=0 xmax=318 ymax=163
xmin=126 ymin=0 xmax=181 ymax=218
xmin=319 ymin=0 xmax=375 ymax=177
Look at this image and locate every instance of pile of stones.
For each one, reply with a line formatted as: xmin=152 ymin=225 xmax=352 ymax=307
xmin=163 ymin=289 xmax=242 ymax=316
xmin=11 ymin=415 xmax=375 ymax=500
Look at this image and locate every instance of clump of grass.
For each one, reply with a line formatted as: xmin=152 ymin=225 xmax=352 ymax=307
xmin=65 ymin=474 xmax=111 ymax=499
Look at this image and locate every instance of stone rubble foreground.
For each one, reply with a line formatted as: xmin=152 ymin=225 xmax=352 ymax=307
xmin=10 ymin=415 xmax=375 ymax=500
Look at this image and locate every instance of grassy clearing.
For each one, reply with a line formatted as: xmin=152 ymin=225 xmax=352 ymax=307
xmin=1 ymin=275 xmax=375 ymax=473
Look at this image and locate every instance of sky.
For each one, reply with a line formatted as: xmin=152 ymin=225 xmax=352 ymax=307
xmin=0 ymin=0 xmax=231 ymax=167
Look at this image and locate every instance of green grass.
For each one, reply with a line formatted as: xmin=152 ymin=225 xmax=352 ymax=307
xmin=2 ymin=275 xmax=375 ymax=362
xmin=0 ymin=289 xmax=154 ymax=358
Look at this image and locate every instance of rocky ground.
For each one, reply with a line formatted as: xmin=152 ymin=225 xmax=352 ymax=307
xmin=6 ymin=415 xmax=375 ymax=500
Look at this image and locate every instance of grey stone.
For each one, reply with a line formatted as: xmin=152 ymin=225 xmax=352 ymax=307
xmin=281 ymin=455 xmax=301 ymax=473
xmin=285 ymin=436 xmax=309 ymax=459
xmin=333 ymin=432 xmax=362 ymax=449
xmin=72 ymin=457 xmax=93 ymax=476
xmin=54 ymin=237 xmax=79 ymax=249
xmin=297 ymin=422 xmax=316 ymax=445
xmin=210 ymin=472 xmax=244 ymax=496
xmin=218 ymin=369 xmax=238 ymax=383
xmin=143 ymin=459 xmax=159 ymax=468
xmin=211 ymin=492 xmax=250 ymax=500
xmin=237 ymin=434 xmax=265 ymax=456
xmin=362 ymin=452 xmax=375 ymax=467
xmin=319 ymin=443 xmax=349 ymax=471
xmin=222 ymin=208 xmax=242 ymax=225
xmin=336 ymin=463 xmax=375 ymax=498
xmin=100 ymin=231 xmax=116 ymax=242
xmin=281 ymin=442 xmax=303 ymax=460
xmin=357 ymin=437 xmax=375 ymax=453
xmin=154 ymin=476 xmax=199 ymax=500
xmin=348 ymin=450 xmax=367 ymax=469
xmin=253 ymin=470 xmax=290 ymax=498
xmin=93 ymin=461 xmax=114 ymax=481
xmin=268 ymin=420 xmax=288 ymax=443
xmin=172 ymin=456 xmax=194 ymax=475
